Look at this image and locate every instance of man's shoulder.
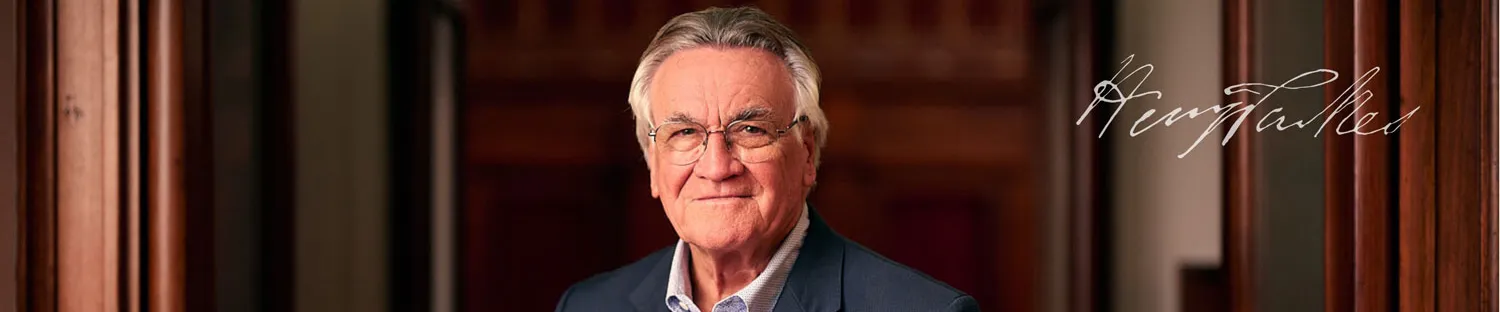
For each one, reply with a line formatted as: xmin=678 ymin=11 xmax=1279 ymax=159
xmin=837 ymin=240 xmax=978 ymax=311
xmin=555 ymin=246 xmax=673 ymax=311
xmin=566 ymin=246 xmax=670 ymax=295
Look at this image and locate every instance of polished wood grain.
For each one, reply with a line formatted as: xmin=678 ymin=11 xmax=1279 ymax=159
xmin=20 ymin=0 xmax=218 ymax=310
xmin=1331 ymin=0 xmax=1497 ymax=311
xmin=19 ymin=0 xmax=57 ymax=310
xmin=1323 ymin=0 xmax=1356 ymax=311
xmin=1223 ymin=0 xmax=1256 ymax=310
xmin=1353 ymin=0 xmax=1396 ymax=310
xmin=126 ymin=0 xmax=142 ymax=310
xmin=55 ymin=0 xmax=122 ymax=310
xmin=147 ymin=0 xmax=186 ymax=309
xmin=1435 ymin=0 xmax=1497 ymax=310
xmin=1067 ymin=1 xmax=1109 ymax=311
xmin=1397 ymin=0 xmax=1436 ymax=311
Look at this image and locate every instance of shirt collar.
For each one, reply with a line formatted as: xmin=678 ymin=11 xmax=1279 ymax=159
xmin=665 ymin=204 xmax=812 ymax=312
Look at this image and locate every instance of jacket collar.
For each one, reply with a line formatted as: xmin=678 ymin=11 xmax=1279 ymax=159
xmin=629 ymin=247 xmax=673 ymax=311
xmin=628 ymin=205 xmax=845 ymax=312
xmin=772 ymin=206 xmax=844 ymax=312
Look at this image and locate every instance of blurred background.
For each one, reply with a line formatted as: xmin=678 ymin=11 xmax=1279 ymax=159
xmin=1 ymin=0 xmax=1405 ymax=311
xmin=462 ymin=0 xmax=1323 ymax=311
xmin=467 ymin=1 xmax=1045 ymax=311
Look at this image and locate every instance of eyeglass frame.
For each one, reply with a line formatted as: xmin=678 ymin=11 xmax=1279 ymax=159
xmin=646 ymin=115 xmax=810 ymax=163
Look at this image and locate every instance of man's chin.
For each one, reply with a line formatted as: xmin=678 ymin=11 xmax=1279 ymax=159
xmin=681 ymin=227 xmax=757 ymax=252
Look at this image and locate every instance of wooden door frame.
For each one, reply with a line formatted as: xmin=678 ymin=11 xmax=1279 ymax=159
xmin=1324 ymin=1 xmax=1356 ymax=311
xmin=1060 ymin=0 xmax=1114 ymax=311
xmin=15 ymin=0 xmax=206 ymax=310
xmin=1323 ymin=0 xmax=1498 ymax=311
xmin=1222 ymin=0 xmax=1257 ymax=311
xmin=18 ymin=0 xmax=58 ymax=310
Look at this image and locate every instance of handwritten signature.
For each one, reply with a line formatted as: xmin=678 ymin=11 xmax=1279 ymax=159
xmin=1076 ymin=55 xmax=1420 ymax=158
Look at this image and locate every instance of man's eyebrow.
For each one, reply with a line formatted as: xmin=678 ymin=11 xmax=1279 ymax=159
xmin=659 ymin=108 xmax=774 ymax=125
xmin=663 ymin=112 xmax=699 ymax=124
xmin=730 ymin=107 xmax=773 ymax=122
xmin=663 ymin=112 xmax=690 ymax=123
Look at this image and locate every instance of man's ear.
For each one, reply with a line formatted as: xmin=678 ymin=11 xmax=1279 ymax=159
xmin=646 ymin=146 xmax=661 ymax=198
xmin=801 ymin=129 xmax=817 ymax=187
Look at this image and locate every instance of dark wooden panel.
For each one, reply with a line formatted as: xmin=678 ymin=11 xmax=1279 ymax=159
xmin=463 ymin=104 xmax=632 ymax=165
xmin=908 ymin=0 xmax=938 ymax=32
xmin=147 ymin=0 xmax=189 ymax=309
xmin=1435 ymin=0 xmax=1496 ymax=310
xmin=20 ymin=0 xmax=57 ymax=310
xmin=1181 ymin=266 xmax=1227 ymax=312
xmin=1222 ymin=0 xmax=1256 ymax=311
xmin=465 ymin=80 xmax=1038 ymax=108
xmin=387 ymin=1 xmax=435 ymax=310
xmin=462 ymin=165 xmax=638 ymax=312
xmin=1352 ymin=0 xmax=1395 ymax=311
xmin=808 ymin=164 xmax=1033 ymax=312
xmin=968 ymin=0 xmax=1001 ymax=28
xmin=257 ymin=0 xmax=296 ymax=310
xmin=1397 ymin=0 xmax=1436 ymax=311
xmin=182 ymin=0 xmax=215 ymax=310
xmin=1323 ymin=0 xmax=1355 ymax=311
xmin=1068 ymin=0 xmax=1112 ymax=310
xmin=464 ymin=1 xmax=1031 ymax=83
xmin=821 ymin=100 xmax=1037 ymax=166
xmin=0 ymin=0 xmax=16 ymax=306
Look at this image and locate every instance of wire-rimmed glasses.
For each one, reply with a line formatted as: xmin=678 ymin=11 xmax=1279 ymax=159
xmin=648 ymin=115 xmax=809 ymax=165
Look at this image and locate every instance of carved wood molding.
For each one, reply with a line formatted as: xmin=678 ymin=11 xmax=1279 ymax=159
xmin=17 ymin=0 xmax=206 ymax=310
xmin=1326 ymin=0 xmax=1498 ymax=311
xmin=1223 ymin=0 xmax=1256 ymax=311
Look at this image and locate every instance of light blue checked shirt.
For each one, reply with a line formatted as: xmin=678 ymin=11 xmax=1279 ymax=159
xmin=663 ymin=205 xmax=810 ymax=312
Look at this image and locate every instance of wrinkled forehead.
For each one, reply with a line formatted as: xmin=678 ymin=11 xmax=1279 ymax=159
xmin=647 ymin=47 xmax=797 ymax=126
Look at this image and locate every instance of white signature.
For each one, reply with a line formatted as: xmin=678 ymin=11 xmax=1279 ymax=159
xmin=1077 ymin=55 xmax=1419 ymax=158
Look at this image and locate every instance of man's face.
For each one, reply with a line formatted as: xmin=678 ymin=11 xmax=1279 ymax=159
xmin=647 ymin=47 xmax=817 ymax=252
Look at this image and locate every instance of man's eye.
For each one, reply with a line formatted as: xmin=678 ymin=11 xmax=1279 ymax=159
xmin=737 ymin=125 xmax=767 ymax=134
xmin=673 ymin=128 xmax=698 ymax=136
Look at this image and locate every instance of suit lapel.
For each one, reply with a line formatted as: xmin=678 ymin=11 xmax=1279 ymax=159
xmin=629 ymin=250 xmax=673 ymax=312
xmin=773 ymin=207 xmax=844 ymax=312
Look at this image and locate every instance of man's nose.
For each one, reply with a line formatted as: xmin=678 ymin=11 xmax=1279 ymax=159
xmin=694 ymin=132 xmax=745 ymax=181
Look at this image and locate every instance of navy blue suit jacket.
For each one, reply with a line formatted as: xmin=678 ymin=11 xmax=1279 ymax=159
xmin=555 ymin=208 xmax=980 ymax=312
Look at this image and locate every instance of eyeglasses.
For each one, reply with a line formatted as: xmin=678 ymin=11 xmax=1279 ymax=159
xmin=648 ymin=115 xmax=809 ymax=166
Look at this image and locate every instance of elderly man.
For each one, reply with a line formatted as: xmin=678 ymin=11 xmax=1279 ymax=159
xmin=555 ymin=7 xmax=979 ymax=312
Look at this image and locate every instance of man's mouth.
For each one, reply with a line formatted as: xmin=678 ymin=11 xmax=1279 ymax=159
xmin=695 ymin=194 xmax=752 ymax=201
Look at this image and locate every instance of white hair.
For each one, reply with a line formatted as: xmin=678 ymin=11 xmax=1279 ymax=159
xmin=628 ymin=6 xmax=829 ymax=167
